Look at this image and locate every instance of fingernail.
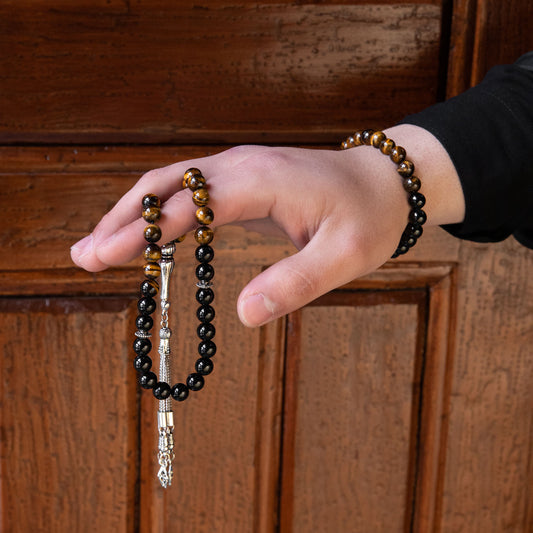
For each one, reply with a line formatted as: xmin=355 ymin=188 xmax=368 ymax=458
xmin=71 ymin=234 xmax=93 ymax=259
xmin=238 ymin=292 xmax=276 ymax=327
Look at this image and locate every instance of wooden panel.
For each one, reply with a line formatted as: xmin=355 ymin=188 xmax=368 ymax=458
xmin=0 ymin=297 xmax=138 ymax=533
xmin=0 ymin=1 xmax=443 ymax=143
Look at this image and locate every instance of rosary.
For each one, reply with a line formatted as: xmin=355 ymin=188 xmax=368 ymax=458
xmin=133 ymin=167 xmax=216 ymax=488
xmin=131 ymin=129 xmax=425 ymax=488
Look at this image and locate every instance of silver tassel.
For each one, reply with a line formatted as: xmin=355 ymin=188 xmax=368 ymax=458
xmin=157 ymin=243 xmax=176 ymax=488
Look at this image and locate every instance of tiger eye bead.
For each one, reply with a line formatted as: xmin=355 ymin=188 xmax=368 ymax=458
xmin=192 ymin=188 xmax=210 ymax=207
xmin=390 ymin=146 xmax=406 ymax=164
xmin=403 ymin=176 xmax=421 ymax=192
xmin=370 ymin=131 xmax=386 ymax=148
xmin=143 ymin=243 xmax=161 ymax=261
xmin=380 ymin=138 xmax=395 ymax=155
xmin=362 ymin=129 xmax=375 ymax=145
xmin=397 ymin=160 xmax=415 ymax=177
xmin=143 ymin=262 xmax=161 ymax=279
xmin=144 ymin=224 xmax=162 ymax=243
xmin=183 ymin=167 xmax=202 ymax=189
xmin=354 ymin=131 xmax=364 ymax=146
xmin=195 ymin=226 xmax=214 ymax=245
xmin=195 ymin=207 xmax=214 ymax=225
xmin=142 ymin=194 xmax=161 ymax=209
xmin=188 ymin=174 xmax=206 ymax=191
xmin=142 ymin=206 xmax=161 ymax=223
xmin=140 ymin=279 xmax=159 ymax=297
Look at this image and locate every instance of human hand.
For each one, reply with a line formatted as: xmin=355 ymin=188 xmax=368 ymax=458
xmin=71 ymin=125 xmax=465 ymax=326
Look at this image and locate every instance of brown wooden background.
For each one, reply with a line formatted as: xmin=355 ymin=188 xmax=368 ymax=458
xmin=1 ymin=1 xmax=532 ymax=532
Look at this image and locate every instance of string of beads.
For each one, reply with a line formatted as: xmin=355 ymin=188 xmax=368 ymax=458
xmin=133 ymin=168 xmax=216 ymax=401
xmin=341 ymin=129 xmax=427 ymax=257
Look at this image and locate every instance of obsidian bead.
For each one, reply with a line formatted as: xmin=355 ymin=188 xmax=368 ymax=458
xmin=194 ymin=226 xmax=214 ymax=245
xmin=139 ymin=371 xmax=157 ymax=389
xmin=196 ymin=263 xmax=214 ymax=281
xmin=140 ymin=279 xmax=159 ymax=297
xmin=410 ymin=223 xmax=423 ymax=238
xmin=138 ymin=296 xmax=156 ymax=315
xmin=195 ymin=245 xmax=214 ymax=263
xmin=133 ymin=354 xmax=152 ymax=373
xmin=136 ymin=314 xmax=153 ymax=331
xmin=142 ymin=194 xmax=161 ymax=209
xmin=400 ymin=229 xmax=417 ymax=248
xmin=198 ymin=340 xmax=217 ymax=357
xmin=134 ymin=337 xmax=152 ymax=355
xmin=171 ymin=382 xmax=189 ymax=402
xmin=197 ymin=304 xmax=215 ymax=323
xmin=195 ymin=357 xmax=214 ymax=375
xmin=397 ymin=160 xmax=415 ymax=177
xmin=361 ymin=129 xmax=375 ymax=145
xmin=197 ymin=323 xmax=216 ymax=340
xmin=153 ymin=381 xmax=171 ymax=400
xmin=186 ymin=373 xmax=205 ymax=391
xmin=408 ymin=192 xmax=426 ymax=208
xmin=196 ymin=288 xmax=214 ymax=305
xmin=409 ymin=209 xmax=427 ymax=225
xmin=144 ymin=224 xmax=162 ymax=243
xmin=403 ymin=176 xmax=421 ymax=193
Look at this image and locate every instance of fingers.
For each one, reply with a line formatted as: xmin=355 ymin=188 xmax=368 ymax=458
xmin=236 ymin=221 xmax=382 ymax=327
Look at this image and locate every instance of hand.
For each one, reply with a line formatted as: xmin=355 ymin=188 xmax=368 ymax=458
xmin=71 ymin=125 xmax=465 ymax=326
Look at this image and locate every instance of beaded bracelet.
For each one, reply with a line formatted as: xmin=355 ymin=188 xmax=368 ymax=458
xmin=341 ymin=129 xmax=427 ymax=257
xmin=133 ymin=167 xmax=216 ymax=488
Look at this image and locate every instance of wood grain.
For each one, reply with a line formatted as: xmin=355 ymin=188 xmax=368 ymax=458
xmin=0 ymin=2 xmax=443 ymax=143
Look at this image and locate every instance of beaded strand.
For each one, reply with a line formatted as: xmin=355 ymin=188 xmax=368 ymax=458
xmin=133 ymin=167 xmax=217 ymax=402
xmin=341 ymin=129 xmax=427 ymax=257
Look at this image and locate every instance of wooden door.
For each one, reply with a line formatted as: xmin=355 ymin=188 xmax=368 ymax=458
xmin=1 ymin=1 xmax=532 ymax=532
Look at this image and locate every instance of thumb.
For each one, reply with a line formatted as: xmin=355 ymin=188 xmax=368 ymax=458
xmin=236 ymin=226 xmax=377 ymax=327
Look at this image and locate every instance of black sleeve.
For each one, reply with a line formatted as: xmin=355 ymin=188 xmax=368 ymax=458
xmin=398 ymin=51 xmax=533 ymax=249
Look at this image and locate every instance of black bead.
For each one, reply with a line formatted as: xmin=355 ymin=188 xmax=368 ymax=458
xmin=140 ymin=279 xmax=159 ymax=297
xmin=153 ymin=381 xmax=171 ymax=400
xmin=133 ymin=337 xmax=152 ymax=355
xmin=197 ymin=322 xmax=216 ymax=340
xmin=196 ymin=288 xmax=214 ymax=305
xmin=137 ymin=296 xmax=156 ymax=315
xmin=405 ymin=223 xmax=423 ymax=239
xmin=136 ymin=314 xmax=153 ymax=331
xmin=133 ymin=354 xmax=152 ymax=373
xmin=195 ymin=245 xmax=214 ymax=263
xmin=139 ymin=371 xmax=157 ymax=389
xmin=197 ymin=304 xmax=215 ymax=323
xmin=408 ymin=192 xmax=426 ymax=209
xmin=186 ymin=373 xmax=205 ymax=391
xmin=198 ymin=340 xmax=217 ymax=357
xmin=195 ymin=263 xmax=214 ymax=281
xmin=171 ymin=382 xmax=189 ymax=402
xmin=408 ymin=209 xmax=427 ymax=225
xmin=195 ymin=357 xmax=214 ymax=375
xmin=142 ymin=194 xmax=161 ymax=209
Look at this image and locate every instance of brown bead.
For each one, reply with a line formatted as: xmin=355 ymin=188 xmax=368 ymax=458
xmin=403 ymin=176 xmax=421 ymax=192
xmin=362 ymin=129 xmax=375 ymax=145
xmin=370 ymin=131 xmax=386 ymax=148
xmin=183 ymin=167 xmax=202 ymax=189
xmin=194 ymin=226 xmax=214 ymax=245
xmin=171 ymin=234 xmax=186 ymax=243
xmin=144 ymin=224 xmax=162 ymax=243
xmin=380 ymin=138 xmax=395 ymax=155
xmin=143 ymin=262 xmax=161 ymax=279
xmin=192 ymin=188 xmax=210 ymax=207
xmin=142 ymin=206 xmax=161 ymax=223
xmin=142 ymin=194 xmax=160 ymax=209
xmin=397 ymin=160 xmax=415 ymax=177
xmin=188 ymin=174 xmax=206 ymax=191
xmin=354 ymin=131 xmax=364 ymax=146
xmin=390 ymin=146 xmax=406 ymax=164
xmin=196 ymin=206 xmax=214 ymax=225
xmin=143 ymin=243 xmax=161 ymax=261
